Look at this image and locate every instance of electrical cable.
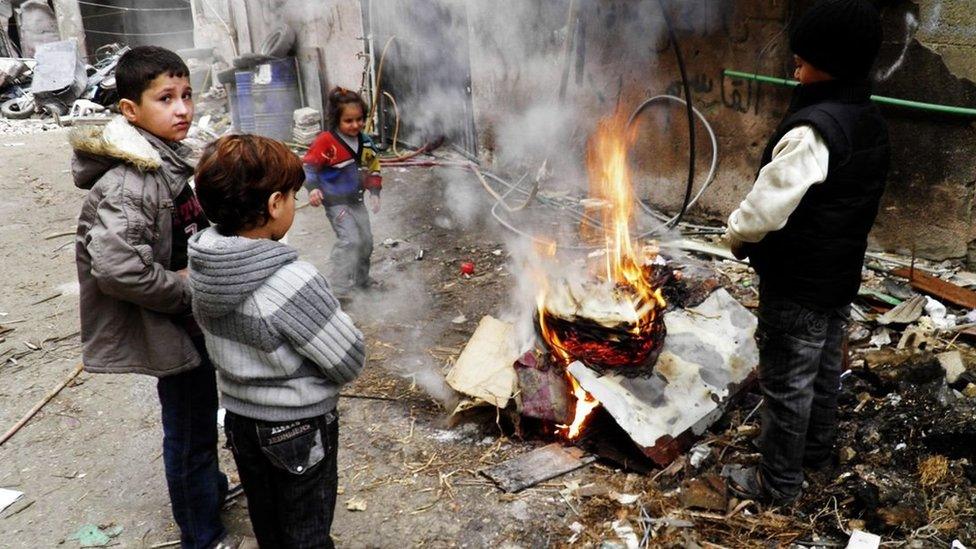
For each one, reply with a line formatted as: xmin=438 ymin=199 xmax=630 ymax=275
xmin=366 ymin=36 xmax=395 ymax=134
xmin=626 ymin=95 xmax=718 ymax=236
xmin=381 ymin=90 xmax=401 ymax=157
xmin=76 ymin=0 xmax=189 ymax=10
xmin=655 ymin=0 xmax=696 ymax=228
xmin=199 ymin=0 xmax=238 ymax=58
xmin=84 ymin=29 xmax=193 ymax=37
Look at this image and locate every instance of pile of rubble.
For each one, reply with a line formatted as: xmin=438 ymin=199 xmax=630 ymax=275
xmin=0 ymin=39 xmax=128 ymax=126
xmin=0 ymin=40 xmax=234 ymax=137
xmin=437 ymin=240 xmax=976 ymax=546
xmin=622 ymin=250 xmax=976 ymax=546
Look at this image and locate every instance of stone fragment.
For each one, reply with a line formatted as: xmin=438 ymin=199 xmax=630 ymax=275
xmin=937 ymin=351 xmax=966 ymax=384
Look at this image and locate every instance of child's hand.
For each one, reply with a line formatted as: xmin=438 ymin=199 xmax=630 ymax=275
xmin=730 ymin=239 xmax=747 ymax=260
xmin=308 ymin=189 xmax=324 ymax=207
xmin=368 ymin=193 xmax=381 ymax=214
xmin=177 ymin=269 xmax=189 ymax=279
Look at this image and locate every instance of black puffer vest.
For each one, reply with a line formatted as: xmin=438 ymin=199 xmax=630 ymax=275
xmin=747 ymin=80 xmax=890 ymax=310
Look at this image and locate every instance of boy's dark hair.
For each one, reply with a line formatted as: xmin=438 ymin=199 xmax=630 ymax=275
xmin=327 ymin=87 xmax=368 ymax=130
xmin=116 ymin=46 xmax=189 ymax=103
xmin=195 ymin=135 xmax=305 ymax=235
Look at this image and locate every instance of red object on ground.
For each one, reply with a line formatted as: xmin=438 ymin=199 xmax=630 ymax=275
xmin=460 ymin=262 xmax=475 ymax=275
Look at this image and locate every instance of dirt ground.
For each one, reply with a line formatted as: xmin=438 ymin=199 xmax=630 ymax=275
xmin=0 ymin=127 xmax=576 ymax=548
xmin=2 ymin=126 xmax=974 ymax=549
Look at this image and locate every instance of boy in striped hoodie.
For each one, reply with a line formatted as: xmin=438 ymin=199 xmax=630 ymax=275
xmin=188 ymin=134 xmax=364 ymax=548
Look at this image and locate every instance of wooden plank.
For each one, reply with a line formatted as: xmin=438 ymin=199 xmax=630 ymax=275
xmin=481 ymin=443 xmax=595 ymax=493
xmin=891 ymin=267 xmax=976 ymax=309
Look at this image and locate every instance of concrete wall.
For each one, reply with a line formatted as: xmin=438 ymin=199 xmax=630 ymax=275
xmin=191 ymin=0 xmax=365 ymax=98
xmin=192 ymin=0 xmax=976 ymax=264
xmin=870 ymin=0 xmax=976 ymax=261
xmin=466 ymin=0 xmax=976 ymax=264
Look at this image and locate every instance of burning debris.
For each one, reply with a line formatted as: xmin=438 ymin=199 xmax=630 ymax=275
xmin=568 ymin=288 xmax=757 ymax=466
xmin=537 ymin=116 xmax=668 ymax=378
xmin=447 ymin=113 xmax=759 ymax=476
xmin=538 ymin=268 xmax=668 ymax=376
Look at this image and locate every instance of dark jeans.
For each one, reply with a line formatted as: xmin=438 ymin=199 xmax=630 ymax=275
xmin=756 ymin=295 xmax=850 ymax=499
xmin=157 ymin=355 xmax=228 ymax=549
xmin=224 ymin=410 xmax=340 ymax=549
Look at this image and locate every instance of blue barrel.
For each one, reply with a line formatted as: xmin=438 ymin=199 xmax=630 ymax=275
xmin=251 ymin=58 xmax=301 ymax=141
xmin=235 ymin=70 xmax=255 ymax=133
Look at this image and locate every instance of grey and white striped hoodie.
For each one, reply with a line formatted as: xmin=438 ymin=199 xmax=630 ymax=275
xmin=188 ymin=227 xmax=364 ymax=421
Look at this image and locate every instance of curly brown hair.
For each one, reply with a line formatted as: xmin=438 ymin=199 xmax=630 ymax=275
xmin=194 ymin=134 xmax=305 ymax=235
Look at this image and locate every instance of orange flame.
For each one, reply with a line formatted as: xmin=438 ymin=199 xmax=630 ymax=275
xmin=535 ymin=113 xmax=667 ymax=441
xmin=561 ymin=374 xmax=599 ymax=439
xmin=584 ymin=115 xmax=666 ymax=321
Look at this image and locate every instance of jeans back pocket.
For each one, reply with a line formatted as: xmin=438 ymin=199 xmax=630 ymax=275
xmin=256 ymin=418 xmax=327 ymax=475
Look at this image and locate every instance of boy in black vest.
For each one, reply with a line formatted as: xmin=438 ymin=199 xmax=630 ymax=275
xmin=724 ymin=0 xmax=889 ymax=506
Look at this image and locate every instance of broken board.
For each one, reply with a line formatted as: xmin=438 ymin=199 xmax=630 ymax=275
xmin=892 ymin=267 xmax=976 ymax=310
xmin=481 ymin=443 xmax=596 ymax=493
xmin=446 ymin=316 xmax=519 ymax=408
xmin=568 ymin=288 xmax=758 ymax=466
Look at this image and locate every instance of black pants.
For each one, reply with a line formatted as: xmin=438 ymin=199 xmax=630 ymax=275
xmin=756 ymin=295 xmax=850 ymax=499
xmin=224 ymin=411 xmax=339 ymax=549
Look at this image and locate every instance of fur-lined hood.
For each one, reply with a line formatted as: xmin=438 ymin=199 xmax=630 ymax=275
xmin=69 ymin=116 xmax=194 ymax=191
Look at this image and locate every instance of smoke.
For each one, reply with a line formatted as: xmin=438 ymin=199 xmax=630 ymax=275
xmin=347 ymin=0 xmax=707 ymax=406
xmin=343 ymin=245 xmax=460 ymax=409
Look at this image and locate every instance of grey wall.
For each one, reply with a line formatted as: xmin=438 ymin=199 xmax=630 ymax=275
xmin=191 ymin=0 xmax=976 ymax=264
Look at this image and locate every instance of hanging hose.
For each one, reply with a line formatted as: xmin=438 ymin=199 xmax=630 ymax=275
xmin=627 ymin=95 xmax=719 ymax=236
xmin=381 ymin=90 xmax=402 ymax=157
xmin=366 ymin=36 xmax=395 ymax=135
xmin=655 ymin=0 xmax=696 ymax=228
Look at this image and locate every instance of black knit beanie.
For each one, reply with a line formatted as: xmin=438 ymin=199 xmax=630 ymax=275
xmin=789 ymin=0 xmax=883 ymax=80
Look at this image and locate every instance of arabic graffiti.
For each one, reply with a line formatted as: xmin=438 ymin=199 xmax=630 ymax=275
xmin=663 ymin=69 xmax=766 ymax=114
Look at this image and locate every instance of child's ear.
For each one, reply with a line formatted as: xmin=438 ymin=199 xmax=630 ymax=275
xmin=119 ymin=98 xmax=139 ymax=123
xmin=267 ymin=191 xmax=284 ymax=220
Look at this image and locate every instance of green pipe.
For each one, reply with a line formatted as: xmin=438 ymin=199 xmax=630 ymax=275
xmin=724 ymin=69 xmax=976 ymax=117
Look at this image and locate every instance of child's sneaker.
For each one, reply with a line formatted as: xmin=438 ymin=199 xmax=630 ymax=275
xmin=723 ymin=464 xmax=799 ymax=507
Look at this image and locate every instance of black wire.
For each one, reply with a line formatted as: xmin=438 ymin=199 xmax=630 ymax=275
xmin=656 ymin=0 xmax=696 ymax=228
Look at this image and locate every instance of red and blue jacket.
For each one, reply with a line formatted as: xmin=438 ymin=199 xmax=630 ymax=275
xmin=302 ymin=130 xmax=382 ymax=205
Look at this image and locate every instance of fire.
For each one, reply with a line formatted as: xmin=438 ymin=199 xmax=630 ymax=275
xmin=562 ymin=374 xmax=599 ymax=439
xmin=585 ymin=115 xmax=666 ymax=319
xmin=535 ymin=113 xmax=668 ymax=441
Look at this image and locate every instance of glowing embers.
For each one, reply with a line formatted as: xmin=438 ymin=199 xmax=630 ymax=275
xmin=538 ymin=266 xmax=668 ymax=375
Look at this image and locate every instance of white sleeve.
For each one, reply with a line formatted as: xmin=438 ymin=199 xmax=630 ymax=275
xmin=726 ymin=125 xmax=830 ymax=243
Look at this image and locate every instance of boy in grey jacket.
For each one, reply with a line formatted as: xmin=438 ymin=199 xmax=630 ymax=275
xmin=73 ymin=47 xmax=229 ymax=548
xmin=189 ymin=134 xmax=365 ymax=548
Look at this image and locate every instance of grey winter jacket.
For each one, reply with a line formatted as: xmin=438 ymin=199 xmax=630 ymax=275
xmin=188 ymin=228 xmax=365 ymax=421
xmin=72 ymin=116 xmax=201 ymax=376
